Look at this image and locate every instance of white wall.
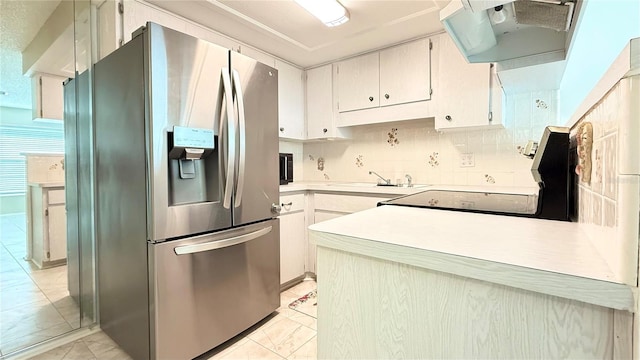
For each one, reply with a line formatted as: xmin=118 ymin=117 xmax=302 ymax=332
xmin=558 ymin=0 xmax=640 ymax=122
xmin=295 ymin=90 xmax=557 ymax=187
xmin=279 ymin=140 xmax=304 ymax=182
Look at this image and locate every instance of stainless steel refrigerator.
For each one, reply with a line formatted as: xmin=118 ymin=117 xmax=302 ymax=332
xmin=94 ymin=22 xmax=280 ymax=360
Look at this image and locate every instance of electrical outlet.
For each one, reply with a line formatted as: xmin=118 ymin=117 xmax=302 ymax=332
xmin=460 ymin=153 xmax=475 ymax=167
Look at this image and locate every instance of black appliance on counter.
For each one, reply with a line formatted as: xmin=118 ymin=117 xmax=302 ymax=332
xmin=279 ymin=153 xmax=293 ymax=185
xmin=381 ymin=126 xmax=571 ymax=221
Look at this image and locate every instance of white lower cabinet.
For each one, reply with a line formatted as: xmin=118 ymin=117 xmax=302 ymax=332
xmin=279 ymin=193 xmax=306 ymax=286
xmin=279 ymin=190 xmax=398 ymax=279
xmin=308 ymin=192 xmax=394 ymax=274
xmin=308 ymin=211 xmax=343 ymax=275
xmin=27 ymin=185 xmax=67 ymax=268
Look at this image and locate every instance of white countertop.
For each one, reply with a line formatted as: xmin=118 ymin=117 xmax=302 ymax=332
xmin=21 ymin=152 xmax=64 ymax=157
xmin=28 ymin=182 xmax=65 ymax=188
xmin=309 ymin=205 xmax=636 ymax=312
xmin=280 ymin=181 xmax=539 ymax=196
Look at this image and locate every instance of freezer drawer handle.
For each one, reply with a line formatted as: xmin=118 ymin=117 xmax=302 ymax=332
xmin=173 ymin=226 xmax=272 ymax=255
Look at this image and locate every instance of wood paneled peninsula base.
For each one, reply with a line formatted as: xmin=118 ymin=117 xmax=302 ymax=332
xmin=309 ymin=205 xmax=636 ymax=359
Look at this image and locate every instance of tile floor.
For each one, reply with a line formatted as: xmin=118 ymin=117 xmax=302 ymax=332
xmin=30 ymin=280 xmax=318 ymax=360
xmin=0 ymin=214 xmax=80 ymax=356
xmin=2 ymin=212 xmax=318 ymax=359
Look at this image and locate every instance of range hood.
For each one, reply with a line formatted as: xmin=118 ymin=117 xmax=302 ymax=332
xmin=441 ymin=0 xmax=581 ymax=67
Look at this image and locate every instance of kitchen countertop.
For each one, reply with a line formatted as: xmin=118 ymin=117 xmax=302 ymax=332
xmin=280 ymin=181 xmax=539 ymax=196
xmin=28 ymin=182 xmax=65 ymax=188
xmin=309 ymin=205 xmax=636 ymax=312
xmin=21 ymin=152 xmax=65 ymax=157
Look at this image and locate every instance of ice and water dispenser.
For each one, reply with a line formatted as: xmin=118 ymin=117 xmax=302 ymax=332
xmin=167 ymin=126 xmax=220 ymax=205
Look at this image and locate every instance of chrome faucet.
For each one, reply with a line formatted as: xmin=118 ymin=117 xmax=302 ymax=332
xmin=369 ymin=171 xmax=391 ymax=185
xmin=405 ymin=174 xmax=413 ymax=187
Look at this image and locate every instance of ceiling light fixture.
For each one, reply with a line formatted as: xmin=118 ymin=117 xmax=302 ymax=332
xmin=294 ymin=0 xmax=350 ymax=27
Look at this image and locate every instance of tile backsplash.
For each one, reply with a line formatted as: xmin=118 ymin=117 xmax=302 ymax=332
xmin=24 ymin=154 xmax=65 ymax=183
xmin=570 ymin=76 xmax=640 ymax=286
xmin=279 ymin=141 xmax=304 ymax=182
xmin=298 ymin=90 xmax=558 ymax=187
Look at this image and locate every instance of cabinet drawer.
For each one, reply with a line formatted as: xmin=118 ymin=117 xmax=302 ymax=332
xmin=48 ymin=189 xmax=66 ymax=205
xmin=314 ymin=193 xmax=392 ymax=213
xmin=279 ymin=193 xmax=305 ymax=214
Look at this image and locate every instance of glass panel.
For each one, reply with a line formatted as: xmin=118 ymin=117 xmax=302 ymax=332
xmin=0 ymin=0 xmax=84 ymax=355
xmin=73 ymin=0 xmax=97 ymax=329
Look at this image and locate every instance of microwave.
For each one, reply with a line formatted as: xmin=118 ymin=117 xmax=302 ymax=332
xmin=279 ymin=153 xmax=293 ymax=185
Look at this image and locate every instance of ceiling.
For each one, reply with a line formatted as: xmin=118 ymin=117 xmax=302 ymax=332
xmin=0 ymin=0 xmax=62 ymax=110
xmin=0 ymin=0 xmax=451 ymax=110
xmin=146 ymin=0 xmax=451 ymax=67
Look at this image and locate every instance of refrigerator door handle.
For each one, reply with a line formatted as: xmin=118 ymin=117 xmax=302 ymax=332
xmin=221 ymin=68 xmax=236 ymax=209
xmin=173 ymin=226 xmax=272 ymax=255
xmin=231 ymin=69 xmax=246 ymax=208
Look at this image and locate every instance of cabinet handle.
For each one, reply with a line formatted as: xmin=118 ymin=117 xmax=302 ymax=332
xmin=281 ymin=202 xmax=293 ymax=207
xmin=368 ymin=96 xmax=374 ymax=102
xmin=279 ymin=127 xmax=284 ymax=132
xmin=322 ymin=128 xmax=328 ymax=133
xmin=445 ymin=115 xmax=452 ymax=121
xmin=384 ymin=94 xmax=389 ymax=99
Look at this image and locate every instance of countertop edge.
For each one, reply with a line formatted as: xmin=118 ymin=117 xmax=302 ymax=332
xmin=280 ymin=183 xmax=539 ymax=196
xmin=309 ymin=229 xmax=636 ymax=312
xmin=279 ymin=183 xmax=419 ymax=195
xmin=28 ymin=182 xmax=65 ymax=188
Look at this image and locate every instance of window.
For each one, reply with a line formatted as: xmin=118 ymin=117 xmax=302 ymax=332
xmin=0 ymin=124 xmax=65 ymax=195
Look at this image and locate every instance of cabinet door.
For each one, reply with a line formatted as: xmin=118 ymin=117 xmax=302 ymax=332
xmin=435 ymin=34 xmax=491 ymax=130
xmin=241 ymin=46 xmax=275 ymax=67
xmin=306 ymin=65 xmax=334 ymax=139
xmin=122 ymin=0 xmax=188 ymax=43
xmin=276 ymin=60 xmax=305 ymax=140
xmin=280 ymin=211 xmax=306 ymax=285
xmin=309 ymin=211 xmax=344 ymax=274
xmin=489 ymin=65 xmax=504 ymax=127
xmin=47 ymin=204 xmax=67 ymax=262
xmin=379 ymin=38 xmax=431 ymax=107
xmin=337 ymin=52 xmax=379 ymax=112
xmin=97 ymin=0 xmax=120 ymax=60
xmin=32 ymin=74 xmax=64 ymax=121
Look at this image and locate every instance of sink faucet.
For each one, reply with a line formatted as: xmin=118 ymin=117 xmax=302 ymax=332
xmin=368 ymin=171 xmax=391 ymax=185
xmin=405 ymin=174 xmax=413 ymax=187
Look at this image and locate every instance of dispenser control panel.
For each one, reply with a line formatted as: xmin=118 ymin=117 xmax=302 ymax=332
xmin=169 ymin=126 xmax=215 ymax=160
xmin=173 ymin=126 xmax=214 ymax=150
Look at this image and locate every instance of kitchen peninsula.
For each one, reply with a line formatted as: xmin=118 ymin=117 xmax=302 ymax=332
xmin=309 ymin=205 xmax=635 ymax=359
xmin=309 ymin=37 xmax=640 ymax=360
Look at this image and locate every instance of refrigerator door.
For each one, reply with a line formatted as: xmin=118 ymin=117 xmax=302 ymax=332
xmin=146 ymin=23 xmax=233 ymax=241
xmin=230 ymin=52 xmax=280 ymax=226
xmin=149 ymin=219 xmax=280 ymax=359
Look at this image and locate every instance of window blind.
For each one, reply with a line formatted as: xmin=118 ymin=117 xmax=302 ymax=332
xmin=0 ymin=125 xmax=65 ymax=195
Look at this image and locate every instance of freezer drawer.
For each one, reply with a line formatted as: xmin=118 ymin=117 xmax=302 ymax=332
xmin=149 ymin=219 xmax=280 ymax=359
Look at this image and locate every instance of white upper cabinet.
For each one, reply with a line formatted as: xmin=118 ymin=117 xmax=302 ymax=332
xmin=306 ymin=65 xmax=350 ymax=139
xmin=122 ymin=0 xmax=187 ymax=43
xmin=241 ymin=46 xmax=276 ymax=68
xmin=32 ymin=73 xmax=65 ymax=122
xmin=336 ymin=38 xmax=431 ymax=114
xmin=336 ymin=52 xmax=380 ymax=112
xmin=379 ymin=38 xmax=431 ymax=107
xmin=489 ymin=66 xmax=504 ymax=129
xmin=435 ymin=33 xmax=503 ymax=130
xmin=275 ymin=60 xmax=305 ymax=140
